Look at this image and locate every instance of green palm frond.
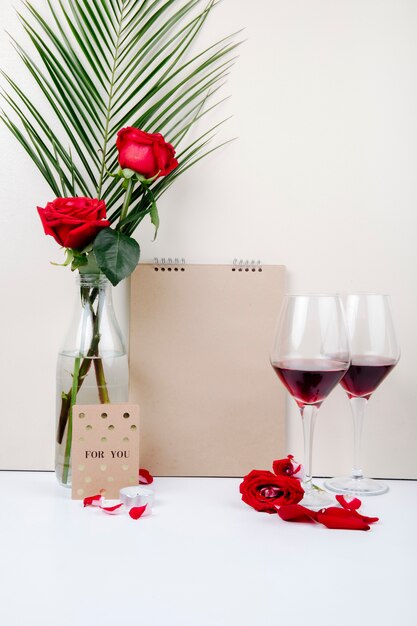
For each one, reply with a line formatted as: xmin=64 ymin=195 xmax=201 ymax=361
xmin=1 ymin=0 xmax=240 ymax=225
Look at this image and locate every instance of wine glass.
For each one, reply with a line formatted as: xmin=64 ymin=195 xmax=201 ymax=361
xmin=271 ymin=295 xmax=351 ymax=509
xmin=324 ymin=294 xmax=400 ymax=496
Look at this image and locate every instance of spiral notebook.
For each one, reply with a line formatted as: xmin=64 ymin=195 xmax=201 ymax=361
xmin=129 ymin=260 xmax=286 ymax=476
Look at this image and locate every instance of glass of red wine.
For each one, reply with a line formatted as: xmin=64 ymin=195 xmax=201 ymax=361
xmin=324 ymin=294 xmax=400 ymax=496
xmin=271 ymin=295 xmax=350 ymax=508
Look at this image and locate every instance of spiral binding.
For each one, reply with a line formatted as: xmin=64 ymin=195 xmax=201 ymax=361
xmin=232 ymin=259 xmax=263 ymax=272
xmin=153 ymin=258 xmax=263 ymax=272
xmin=153 ymin=257 xmax=186 ymax=271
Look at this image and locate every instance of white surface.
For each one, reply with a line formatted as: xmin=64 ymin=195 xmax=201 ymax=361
xmin=0 ymin=0 xmax=416 ymax=476
xmin=0 ymin=472 xmax=415 ymax=626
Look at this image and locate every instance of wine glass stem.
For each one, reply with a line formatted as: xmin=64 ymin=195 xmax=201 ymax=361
xmin=349 ymin=396 xmax=368 ymax=479
xmin=300 ymin=404 xmax=318 ymax=494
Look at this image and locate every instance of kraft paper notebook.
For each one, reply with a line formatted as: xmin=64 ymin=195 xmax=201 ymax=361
xmin=130 ymin=261 xmax=286 ymax=476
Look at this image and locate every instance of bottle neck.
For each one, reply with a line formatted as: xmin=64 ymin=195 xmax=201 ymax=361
xmin=76 ymin=273 xmax=110 ymax=290
xmin=65 ymin=273 xmax=125 ymax=357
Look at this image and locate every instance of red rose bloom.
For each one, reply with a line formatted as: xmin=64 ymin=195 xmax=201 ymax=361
xmin=116 ymin=127 xmax=178 ymax=179
xmin=37 ymin=197 xmax=110 ymax=250
xmin=240 ymin=470 xmax=304 ymax=513
xmin=273 ymin=455 xmax=304 ymax=481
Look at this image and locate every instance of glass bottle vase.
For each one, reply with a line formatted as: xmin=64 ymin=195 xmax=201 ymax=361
xmin=55 ymin=273 xmax=128 ymax=486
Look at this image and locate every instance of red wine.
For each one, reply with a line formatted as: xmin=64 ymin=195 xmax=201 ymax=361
xmin=340 ymin=356 xmax=396 ymax=399
xmin=271 ymin=359 xmax=348 ymax=407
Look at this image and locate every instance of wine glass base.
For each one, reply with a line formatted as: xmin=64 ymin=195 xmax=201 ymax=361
xmin=300 ymin=487 xmax=335 ymax=511
xmin=324 ymin=476 xmax=389 ymax=496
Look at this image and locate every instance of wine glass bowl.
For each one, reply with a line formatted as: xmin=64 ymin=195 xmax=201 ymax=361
xmin=324 ymin=294 xmax=400 ymax=496
xmin=272 ymin=359 xmax=350 ymax=408
xmin=271 ymin=295 xmax=350 ymax=508
xmin=339 ymin=357 xmax=397 ymax=400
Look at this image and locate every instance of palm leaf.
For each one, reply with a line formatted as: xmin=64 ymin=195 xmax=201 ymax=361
xmin=1 ymin=0 xmax=240 ymax=226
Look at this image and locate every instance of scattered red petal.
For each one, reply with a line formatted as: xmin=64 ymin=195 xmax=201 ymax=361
xmin=317 ymin=507 xmax=370 ymax=531
xmin=83 ymin=494 xmax=103 ymax=507
xmin=129 ymin=505 xmax=147 ymax=520
xmin=335 ymin=495 xmax=379 ymax=524
xmin=336 ymin=494 xmax=362 ymax=511
xmin=276 ymin=502 xmax=378 ymax=531
xmin=100 ymin=502 xmax=124 ymax=514
xmin=357 ymin=513 xmax=379 ymax=524
xmin=139 ymin=469 xmax=154 ymax=485
xmin=276 ymin=504 xmax=318 ymax=523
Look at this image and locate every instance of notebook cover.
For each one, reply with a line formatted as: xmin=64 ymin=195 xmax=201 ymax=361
xmin=129 ymin=263 xmax=286 ymax=476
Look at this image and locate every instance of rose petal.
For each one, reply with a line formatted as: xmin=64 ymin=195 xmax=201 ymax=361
xmin=335 ymin=495 xmax=379 ymax=524
xmin=317 ymin=507 xmax=370 ymax=531
xmin=100 ymin=502 xmax=124 ymax=514
xmin=129 ymin=505 xmax=148 ymax=520
xmin=139 ymin=469 xmax=154 ymax=485
xmin=358 ymin=514 xmax=379 ymax=524
xmin=336 ymin=494 xmax=362 ymax=511
xmin=83 ymin=494 xmax=103 ymax=507
xmin=276 ymin=504 xmax=318 ymax=523
xmin=291 ymin=465 xmax=305 ymax=482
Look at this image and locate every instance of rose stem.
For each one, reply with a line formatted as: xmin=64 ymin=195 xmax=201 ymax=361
xmin=56 ymin=286 xmax=111 ymax=444
xmin=118 ymin=178 xmax=135 ymax=226
xmin=88 ymin=285 xmax=111 ymax=404
xmin=56 ymin=351 xmax=95 ymax=444
xmin=93 ymin=359 xmax=110 ymax=403
xmin=61 ymin=356 xmax=81 ymax=484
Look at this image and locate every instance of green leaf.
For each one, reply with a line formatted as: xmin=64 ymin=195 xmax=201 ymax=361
xmin=93 ymin=228 xmax=140 ymax=286
xmin=142 ymin=183 xmax=160 ymax=240
xmin=1 ymin=0 xmax=240 ymax=233
xmin=150 ymin=203 xmax=160 ymax=240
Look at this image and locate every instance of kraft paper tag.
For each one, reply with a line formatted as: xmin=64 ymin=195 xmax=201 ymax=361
xmin=71 ymin=404 xmax=140 ymax=500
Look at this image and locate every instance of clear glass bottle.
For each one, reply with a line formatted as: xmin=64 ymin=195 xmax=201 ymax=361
xmin=55 ymin=273 xmax=128 ymax=486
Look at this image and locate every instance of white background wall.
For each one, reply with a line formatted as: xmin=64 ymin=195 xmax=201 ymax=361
xmin=0 ymin=0 xmax=416 ymax=477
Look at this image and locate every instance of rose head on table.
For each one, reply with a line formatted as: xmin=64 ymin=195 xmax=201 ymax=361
xmin=240 ymin=455 xmax=379 ymax=531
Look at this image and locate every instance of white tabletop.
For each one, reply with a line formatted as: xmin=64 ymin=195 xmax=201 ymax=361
xmin=0 ymin=472 xmax=415 ymax=626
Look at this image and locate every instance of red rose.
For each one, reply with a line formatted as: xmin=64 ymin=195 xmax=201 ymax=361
xmin=240 ymin=470 xmax=304 ymax=513
xmin=273 ymin=455 xmax=305 ymax=481
xmin=116 ymin=127 xmax=178 ymax=179
xmin=37 ymin=197 xmax=110 ymax=250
